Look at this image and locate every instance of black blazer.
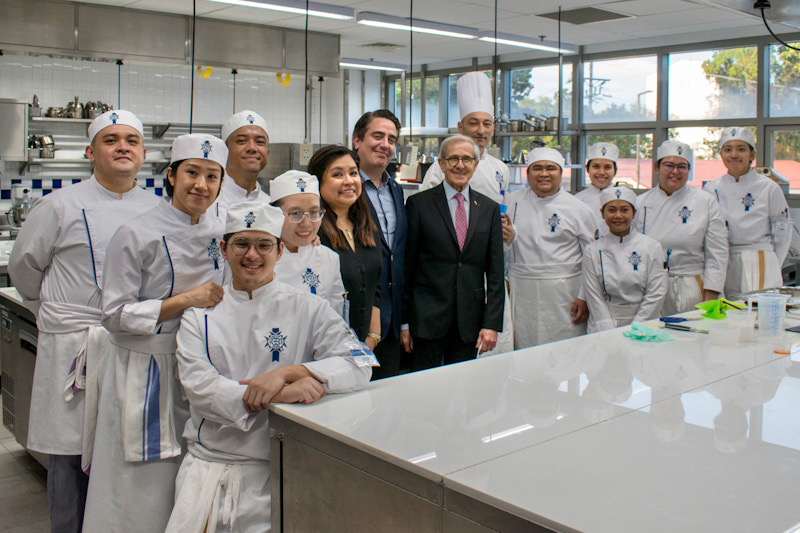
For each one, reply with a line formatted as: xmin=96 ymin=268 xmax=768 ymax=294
xmin=403 ymin=183 xmax=504 ymax=343
xmin=362 ymin=176 xmax=408 ymax=339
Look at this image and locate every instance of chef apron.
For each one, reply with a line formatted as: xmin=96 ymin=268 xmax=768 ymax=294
xmin=587 ymin=302 xmax=639 ymax=334
xmin=509 ymin=262 xmax=585 ymax=349
xmin=726 ymin=243 xmax=781 ymax=298
xmin=663 ymin=263 xmax=705 ymax=316
xmin=479 ymin=282 xmax=514 ymax=358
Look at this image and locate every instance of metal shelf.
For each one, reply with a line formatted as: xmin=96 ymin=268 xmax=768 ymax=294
xmin=18 ymin=158 xmax=170 ymax=176
xmin=496 ymin=130 xmax=578 ymax=137
xmin=31 ymin=116 xmax=92 ymax=123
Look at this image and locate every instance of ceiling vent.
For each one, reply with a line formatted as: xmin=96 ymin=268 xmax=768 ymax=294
xmin=539 ymin=7 xmax=630 ymax=25
xmin=361 ymin=42 xmax=405 ymax=50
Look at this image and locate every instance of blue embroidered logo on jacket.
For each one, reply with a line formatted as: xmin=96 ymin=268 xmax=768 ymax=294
xmin=628 ymin=251 xmax=642 ymax=271
xmin=678 ymin=206 xmax=692 ymax=224
xmin=201 ymin=140 xmax=212 ymax=158
xmin=244 ymin=211 xmax=256 ymax=228
xmin=742 ymin=193 xmax=755 ymax=212
xmin=548 ymin=213 xmax=561 ymax=233
xmin=207 ymin=238 xmax=220 ymax=270
xmin=302 ymin=268 xmax=320 ymax=294
xmin=265 ymin=328 xmax=287 ymax=362
xmin=296 ymin=177 xmax=307 ymax=192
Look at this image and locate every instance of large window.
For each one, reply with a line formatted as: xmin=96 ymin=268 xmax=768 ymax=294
xmin=448 ymin=71 xmax=493 ymax=127
xmin=394 ymin=77 xmax=439 ymax=128
xmin=769 ymin=42 xmax=800 ymax=117
xmin=771 ymin=129 xmax=800 ymax=193
xmin=586 ymin=133 xmax=654 ymax=189
xmin=583 ymin=56 xmax=656 ymax=123
xmin=668 ymin=47 xmax=757 ymax=120
xmin=510 ymin=64 xmax=572 ymax=122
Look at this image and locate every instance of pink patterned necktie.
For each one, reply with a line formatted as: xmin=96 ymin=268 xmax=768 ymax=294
xmin=455 ymin=192 xmax=467 ymax=251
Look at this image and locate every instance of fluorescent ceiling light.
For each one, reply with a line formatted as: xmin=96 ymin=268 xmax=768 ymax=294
xmin=340 ymin=58 xmax=406 ymax=72
xmin=357 ymin=12 xmax=478 ymax=39
xmin=478 ymin=31 xmax=577 ymax=54
xmin=209 ymin=0 xmax=354 ymax=20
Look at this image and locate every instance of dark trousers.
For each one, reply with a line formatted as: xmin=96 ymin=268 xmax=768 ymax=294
xmin=47 ymin=454 xmax=89 ymax=533
xmin=411 ymin=321 xmax=476 ymax=372
xmin=372 ymin=330 xmax=402 ymax=380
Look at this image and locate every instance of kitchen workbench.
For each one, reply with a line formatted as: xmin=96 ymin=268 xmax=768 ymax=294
xmin=269 ymin=312 xmax=800 ymax=532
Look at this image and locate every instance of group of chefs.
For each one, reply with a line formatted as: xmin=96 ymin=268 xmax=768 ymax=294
xmin=6 ymin=69 xmax=791 ymax=532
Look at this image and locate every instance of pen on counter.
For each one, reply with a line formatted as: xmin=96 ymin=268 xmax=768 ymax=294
xmin=664 ymin=323 xmax=708 ymax=334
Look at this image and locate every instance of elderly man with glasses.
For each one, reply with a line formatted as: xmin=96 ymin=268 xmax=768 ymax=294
xmin=401 ymin=134 xmax=504 ymax=371
xmin=634 ymin=140 xmax=728 ymax=315
xmin=503 ymin=147 xmax=597 ymax=349
xmin=167 ymin=201 xmax=372 ymax=532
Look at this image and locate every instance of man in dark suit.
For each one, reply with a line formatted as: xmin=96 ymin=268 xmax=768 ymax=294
xmin=353 ymin=110 xmax=408 ymax=379
xmin=401 ymin=134 xmax=504 ymax=371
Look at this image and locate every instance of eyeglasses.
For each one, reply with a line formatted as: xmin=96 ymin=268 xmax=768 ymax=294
xmin=444 ymin=156 xmax=476 ymax=167
xmin=284 ymin=209 xmax=325 ymax=223
xmin=661 ymin=162 xmax=690 ymax=173
xmin=228 ymin=238 xmax=277 ymax=255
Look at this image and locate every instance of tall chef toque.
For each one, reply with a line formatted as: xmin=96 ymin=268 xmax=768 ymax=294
xmin=457 ymin=72 xmax=494 ymax=120
xmin=600 ymin=186 xmax=637 ymax=209
xmin=225 ymin=201 xmax=285 ymax=238
xmin=170 ymin=134 xmax=228 ymax=171
xmin=87 ymin=110 xmax=143 ymax=143
xmin=221 ymin=110 xmax=268 ymax=142
xmin=656 ymin=140 xmax=693 ymax=163
xmin=269 ymin=170 xmax=319 ymax=203
xmin=526 ymin=147 xmax=566 ymax=169
xmin=587 ymin=142 xmax=619 ymax=163
xmin=719 ymin=127 xmax=756 ymax=151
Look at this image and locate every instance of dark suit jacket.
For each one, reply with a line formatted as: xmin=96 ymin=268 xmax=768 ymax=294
xmin=403 ymin=183 xmax=504 ymax=343
xmin=363 ymin=175 xmax=408 ymax=339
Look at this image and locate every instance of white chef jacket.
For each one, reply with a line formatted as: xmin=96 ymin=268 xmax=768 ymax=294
xmin=703 ymin=168 xmax=790 ymax=295
xmin=582 ymin=230 xmax=667 ymax=333
xmin=83 ymin=199 xmax=225 ymax=533
xmin=166 ymin=279 xmax=370 ymax=532
xmin=212 ymin=177 xmax=271 ymax=219
xmin=274 ymin=244 xmax=346 ymax=317
xmin=575 ymin=184 xmax=609 ymax=238
xmin=8 ymin=176 xmax=159 ymax=455
xmin=635 ymin=184 xmax=728 ymax=301
xmin=422 ymin=150 xmax=509 ymax=204
xmin=505 ymin=188 xmax=597 ymax=348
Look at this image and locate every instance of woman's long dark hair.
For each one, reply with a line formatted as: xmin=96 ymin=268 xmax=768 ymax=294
xmin=308 ymin=145 xmax=377 ymax=250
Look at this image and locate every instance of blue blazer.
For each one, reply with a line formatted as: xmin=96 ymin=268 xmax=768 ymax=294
xmin=363 ymin=176 xmax=408 ymax=339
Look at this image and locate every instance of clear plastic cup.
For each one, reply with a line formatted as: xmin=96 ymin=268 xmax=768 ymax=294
xmin=757 ymin=293 xmax=789 ymax=337
xmin=709 ymin=319 xmax=740 ymax=346
xmin=726 ymin=309 xmax=757 ymax=342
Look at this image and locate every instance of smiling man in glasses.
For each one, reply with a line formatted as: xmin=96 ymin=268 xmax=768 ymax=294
xmin=270 ymin=170 xmax=345 ymax=315
xmin=167 ymin=201 xmax=372 ymax=532
xmin=634 ymin=139 xmax=728 ymax=315
xmin=401 ymin=134 xmax=504 ymax=371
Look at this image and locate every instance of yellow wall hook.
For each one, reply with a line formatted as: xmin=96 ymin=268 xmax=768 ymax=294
xmin=276 ymin=73 xmax=291 ymax=86
xmin=197 ymin=66 xmax=212 ymax=78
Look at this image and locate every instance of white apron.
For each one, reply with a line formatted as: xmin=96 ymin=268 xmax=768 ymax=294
xmin=479 ymin=283 xmax=514 ymax=357
xmin=663 ymin=262 xmax=705 ymax=316
xmin=509 ymin=262 xmax=585 ymax=349
xmin=726 ymin=243 xmax=781 ymax=298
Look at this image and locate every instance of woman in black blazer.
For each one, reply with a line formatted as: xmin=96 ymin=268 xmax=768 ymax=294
xmin=309 ymin=145 xmax=382 ymax=350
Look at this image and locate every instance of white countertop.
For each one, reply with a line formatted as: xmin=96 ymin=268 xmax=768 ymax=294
xmin=273 ymin=313 xmax=800 ymax=487
xmin=0 ymin=286 xmax=25 ymax=308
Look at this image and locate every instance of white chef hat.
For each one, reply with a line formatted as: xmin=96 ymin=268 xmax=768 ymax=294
xmin=600 ymin=186 xmax=637 ymax=209
xmin=170 ymin=134 xmax=228 ymax=171
xmin=225 ymin=201 xmax=285 ymax=238
xmin=587 ymin=142 xmax=619 ymax=163
xmin=720 ymin=126 xmax=756 ymax=150
xmin=221 ymin=110 xmax=268 ymax=142
xmin=526 ymin=147 xmax=565 ymax=169
xmin=87 ymin=110 xmax=143 ymax=143
xmin=457 ymin=72 xmax=494 ymax=120
xmin=656 ymin=140 xmax=692 ymax=163
xmin=269 ymin=170 xmax=319 ymax=203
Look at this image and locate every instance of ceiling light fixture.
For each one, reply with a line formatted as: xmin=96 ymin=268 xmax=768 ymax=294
xmin=356 ymin=12 xmax=478 ymax=39
xmin=209 ymin=0 xmax=354 ymax=20
xmin=339 ymin=58 xmax=406 ymax=72
xmin=478 ymin=31 xmax=577 ymax=54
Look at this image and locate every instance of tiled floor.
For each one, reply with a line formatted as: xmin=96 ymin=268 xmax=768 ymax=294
xmin=0 ymin=408 xmax=50 ymax=532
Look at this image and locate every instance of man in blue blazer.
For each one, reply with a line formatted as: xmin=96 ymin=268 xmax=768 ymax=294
xmin=401 ymin=134 xmax=504 ymax=371
xmin=354 ymin=109 xmax=408 ymax=379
